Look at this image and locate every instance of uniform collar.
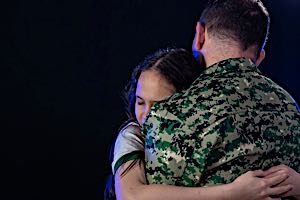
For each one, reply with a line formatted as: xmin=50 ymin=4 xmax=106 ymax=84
xmin=202 ymin=57 xmax=259 ymax=77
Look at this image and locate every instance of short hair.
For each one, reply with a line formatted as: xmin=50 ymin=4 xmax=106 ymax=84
xmin=200 ymin=0 xmax=270 ymax=54
xmin=125 ymin=48 xmax=202 ymax=119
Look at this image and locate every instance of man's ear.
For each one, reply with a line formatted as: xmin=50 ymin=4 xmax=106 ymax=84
xmin=192 ymin=22 xmax=206 ymax=52
xmin=255 ymin=49 xmax=265 ymax=66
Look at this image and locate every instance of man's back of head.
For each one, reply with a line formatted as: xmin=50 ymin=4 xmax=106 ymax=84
xmin=195 ymin=0 xmax=270 ymax=66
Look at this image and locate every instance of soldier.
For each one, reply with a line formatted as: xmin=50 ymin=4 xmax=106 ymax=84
xmin=108 ymin=49 xmax=295 ymax=200
xmin=144 ymin=0 xmax=300 ymax=199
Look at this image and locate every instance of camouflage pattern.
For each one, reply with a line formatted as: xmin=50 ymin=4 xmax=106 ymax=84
xmin=143 ymin=58 xmax=300 ymax=191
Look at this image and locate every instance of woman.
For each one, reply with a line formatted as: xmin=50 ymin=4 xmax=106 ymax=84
xmin=106 ymin=48 xmax=299 ymax=200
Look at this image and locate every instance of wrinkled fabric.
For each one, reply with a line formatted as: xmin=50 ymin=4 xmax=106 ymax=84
xmin=143 ymin=58 xmax=300 ymax=189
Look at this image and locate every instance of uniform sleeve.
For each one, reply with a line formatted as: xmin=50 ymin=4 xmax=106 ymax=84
xmin=144 ymin=104 xmax=211 ymax=186
xmin=144 ymin=112 xmax=251 ymax=186
xmin=112 ymin=123 xmax=145 ymax=174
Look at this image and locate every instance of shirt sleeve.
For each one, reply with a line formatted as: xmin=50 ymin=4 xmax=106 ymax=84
xmin=112 ymin=122 xmax=145 ymax=174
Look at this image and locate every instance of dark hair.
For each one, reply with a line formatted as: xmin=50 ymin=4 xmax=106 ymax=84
xmin=104 ymin=48 xmax=202 ymax=200
xmin=200 ymin=0 xmax=270 ymax=55
xmin=125 ymin=48 xmax=202 ymax=119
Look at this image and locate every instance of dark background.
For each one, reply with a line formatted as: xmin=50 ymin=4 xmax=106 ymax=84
xmin=1 ymin=0 xmax=299 ymax=199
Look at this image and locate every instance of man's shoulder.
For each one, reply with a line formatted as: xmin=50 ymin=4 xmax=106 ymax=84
xmin=244 ymin=72 xmax=300 ymax=111
xmin=148 ymin=58 xmax=299 ymax=125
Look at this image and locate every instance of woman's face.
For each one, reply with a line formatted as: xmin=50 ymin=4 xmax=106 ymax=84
xmin=135 ymin=70 xmax=175 ymax=125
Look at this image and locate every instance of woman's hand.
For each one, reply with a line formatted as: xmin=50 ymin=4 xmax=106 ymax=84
xmin=228 ymin=170 xmax=292 ymax=200
xmin=263 ymin=165 xmax=300 ymax=199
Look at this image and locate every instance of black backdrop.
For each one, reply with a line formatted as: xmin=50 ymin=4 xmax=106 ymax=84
xmin=1 ymin=0 xmax=299 ymax=199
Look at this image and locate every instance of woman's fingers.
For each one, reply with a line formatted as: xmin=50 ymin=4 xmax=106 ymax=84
xmin=264 ymin=169 xmax=288 ymax=179
xmin=265 ymin=171 xmax=289 ymax=186
xmin=264 ymin=165 xmax=288 ymax=177
xmin=267 ymin=184 xmax=293 ymax=196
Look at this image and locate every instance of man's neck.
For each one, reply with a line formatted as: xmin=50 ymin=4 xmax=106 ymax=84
xmin=200 ymin=40 xmax=256 ymax=68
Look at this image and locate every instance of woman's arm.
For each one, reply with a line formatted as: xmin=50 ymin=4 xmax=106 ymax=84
xmin=115 ymin=160 xmax=292 ymax=200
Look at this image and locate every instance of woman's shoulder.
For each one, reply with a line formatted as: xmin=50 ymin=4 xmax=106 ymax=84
xmin=118 ymin=120 xmax=141 ymax=136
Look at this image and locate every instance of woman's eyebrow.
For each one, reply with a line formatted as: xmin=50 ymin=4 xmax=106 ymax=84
xmin=136 ymin=96 xmax=143 ymax=100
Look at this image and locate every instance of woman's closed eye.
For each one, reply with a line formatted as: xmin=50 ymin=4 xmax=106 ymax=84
xmin=136 ymin=96 xmax=145 ymax=106
xmin=137 ymin=101 xmax=144 ymax=105
xmin=135 ymin=98 xmax=144 ymax=106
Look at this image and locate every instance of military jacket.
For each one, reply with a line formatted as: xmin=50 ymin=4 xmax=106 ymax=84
xmin=143 ymin=58 xmax=300 ymax=188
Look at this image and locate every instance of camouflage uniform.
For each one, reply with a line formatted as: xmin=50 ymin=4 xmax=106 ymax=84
xmin=143 ymin=58 xmax=300 ymax=191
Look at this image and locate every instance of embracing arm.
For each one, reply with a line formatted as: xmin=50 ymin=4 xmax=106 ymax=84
xmin=114 ymin=159 xmax=292 ymax=200
xmin=115 ymin=160 xmax=212 ymax=200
